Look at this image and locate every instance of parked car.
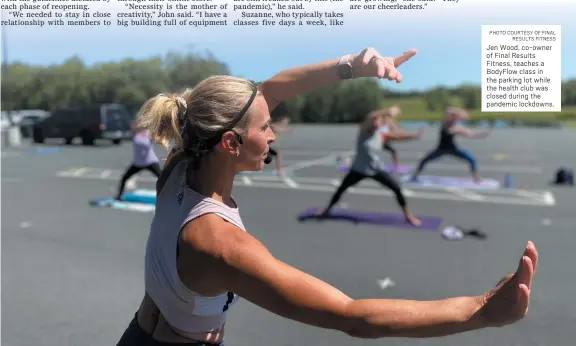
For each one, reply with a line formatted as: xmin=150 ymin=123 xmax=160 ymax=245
xmin=20 ymin=113 xmax=50 ymax=138
xmin=32 ymin=104 xmax=132 ymax=145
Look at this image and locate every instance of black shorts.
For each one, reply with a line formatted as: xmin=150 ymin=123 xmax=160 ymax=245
xmin=116 ymin=313 xmax=223 ymax=346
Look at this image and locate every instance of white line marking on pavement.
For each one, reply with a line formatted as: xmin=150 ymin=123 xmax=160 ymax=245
xmin=377 ymin=278 xmax=396 ymax=290
xmin=71 ymin=168 xmax=87 ymax=176
xmin=278 ymin=149 xmax=541 ymax=161
xmin=231 ymin=180 xmax=554 ymax=206
xmin=445 ymin=187 xmax=486 ymax=201
xmin=19 ymin=221 xmax=32 ymax=228
xmin=314 ymin=161 xmax=543 ymax=174
xmin=100 ymin=170 xmax=111 ymax=178
xmin=400 ymin=188 xmax=415 ymax=197
xmin=542 ymin=191 xmax=556 ymax=206
xmin=54 ymin=168 xmax=556 ymax=206
xmin=126 ymin=178 xmax=137 ymax=189
xmin=283 ymin=177 xmax=299 ymax=188
xmin=283 ymin=151 xmax=352 ymax=173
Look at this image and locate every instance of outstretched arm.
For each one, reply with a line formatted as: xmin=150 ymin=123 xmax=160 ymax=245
xmin=180 ymin=217 xmax=492 ymax=339
xmin=381 ymin=120 xmax=423 ymax=141
xmin=382 ymin=130 xmax=421 ymax=141
xmin=259 ymin=48 xmax=417 ymax=111
xmin=451 ymin=126 xmax=491 ymax=139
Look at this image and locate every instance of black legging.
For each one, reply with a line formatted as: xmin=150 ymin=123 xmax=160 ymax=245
xmin=116 ymin=162 xmax=162 ymax=199
xmin=382 ymin=142 xmax=397 ymax=162
xmin=325 ymin=169 xmax=407 ymax=211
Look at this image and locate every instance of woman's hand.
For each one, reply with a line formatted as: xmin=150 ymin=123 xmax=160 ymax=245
xmin=350 ymin=48 xmax=418 ymax=83
xmin=475 ymin=241 xmax=538 ymax=327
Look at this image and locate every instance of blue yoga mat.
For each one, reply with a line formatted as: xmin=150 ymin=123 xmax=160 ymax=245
xmin=29 ymin=147 xmax=62 ymax=154
xmin=89 ymin=197 xmax=155 ymax=213
xmin=121 ymin=193 xmax=156 ymax=204
xmin=110 ymin=189 xmax=158 ymax=205
xmin=298 ymin=207 xmax=443 ymax=231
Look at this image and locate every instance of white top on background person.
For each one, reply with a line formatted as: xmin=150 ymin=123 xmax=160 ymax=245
xmin=115 ymin=47 xmax=538 ymax=345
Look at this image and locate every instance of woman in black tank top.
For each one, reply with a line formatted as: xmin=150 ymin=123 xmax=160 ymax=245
xmin=409 ymin=108 xmax=491 ymax=183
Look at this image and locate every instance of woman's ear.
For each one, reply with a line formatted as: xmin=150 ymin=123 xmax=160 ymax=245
xmin=220 ymin=131 xmax=242 ymax=155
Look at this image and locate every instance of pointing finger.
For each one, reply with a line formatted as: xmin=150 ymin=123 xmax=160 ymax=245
xmin=394 ymin=49 xmax=418 ymax=67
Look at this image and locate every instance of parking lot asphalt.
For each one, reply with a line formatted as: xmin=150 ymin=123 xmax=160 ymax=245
xmin=2 ymin=125 xmax=575 ymax=346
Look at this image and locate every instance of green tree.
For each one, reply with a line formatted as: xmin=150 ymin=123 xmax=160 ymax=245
xmin=423 ymin=87 xmax=451 ymax=112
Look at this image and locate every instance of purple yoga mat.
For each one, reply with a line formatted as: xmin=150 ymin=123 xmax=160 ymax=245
xmin=298 ymin=207 xmax=443 ymax=231
xmin=339 ymin=164 xmax=413 ymax=173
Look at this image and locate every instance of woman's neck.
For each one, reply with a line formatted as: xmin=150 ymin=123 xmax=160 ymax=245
xmin=186 ymin=155 xmax=236 ymax=208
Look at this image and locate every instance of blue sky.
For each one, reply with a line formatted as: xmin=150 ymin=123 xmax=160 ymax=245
xmin=3 ymin=0 xmax=574 ymax=92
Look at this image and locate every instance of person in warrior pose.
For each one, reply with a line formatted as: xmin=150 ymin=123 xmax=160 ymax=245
xmin=316 ymin=110 xmax=421 ymax=226
xmin=410 ymin=107 xmax=491 ymax=183
xmin=115 ymin=125 xmax=161 ymax=200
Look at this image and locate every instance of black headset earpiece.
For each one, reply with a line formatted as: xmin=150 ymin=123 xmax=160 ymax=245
xmin=235 ymin=133 xmax=243 ymax=145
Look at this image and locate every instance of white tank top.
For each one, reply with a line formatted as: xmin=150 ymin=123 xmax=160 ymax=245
xmin=144 ymin=159 xmax=245 ymax=333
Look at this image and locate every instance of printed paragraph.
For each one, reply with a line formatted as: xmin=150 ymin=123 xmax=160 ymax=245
xmin=481 ymin=25 xmax=562 ymax=112
xmin=1 ymin=0 xmax=464 ymax=28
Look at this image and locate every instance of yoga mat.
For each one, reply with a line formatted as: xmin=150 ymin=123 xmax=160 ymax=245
xmin=28 ymin=147 xmax=62 ymax=155
xmin=298 ymin=207 xmax=443 ymax=231
xmin=121 ymin=189 xmax=157 ymax=204
xmin=382 ymin=164 xmax=413 ymax=173
xmin=401 ymin=174 xmax=501 ymax=190
xmin=89 ymin=197 xmax=156 ymax=213
xmin=339 ymin=164 xmax=413 ymax=174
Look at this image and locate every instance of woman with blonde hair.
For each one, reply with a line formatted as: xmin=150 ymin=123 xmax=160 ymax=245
xmin=116 ymin=48 xmax=538 ymax=346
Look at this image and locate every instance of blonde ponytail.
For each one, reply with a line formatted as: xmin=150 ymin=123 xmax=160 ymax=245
xmin=135 ymin=93 xmax=188 ymax=149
